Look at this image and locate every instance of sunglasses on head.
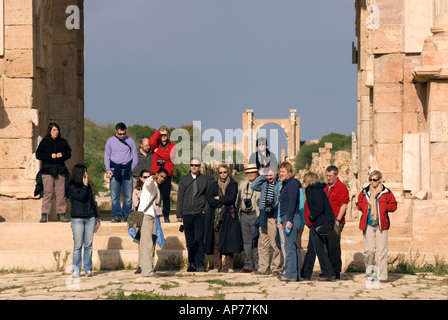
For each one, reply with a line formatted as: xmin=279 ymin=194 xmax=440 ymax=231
xmin=370 ymin=178 xmax=379 ymax=182
xmin=190 ymin=164 xmax=200 ymax=167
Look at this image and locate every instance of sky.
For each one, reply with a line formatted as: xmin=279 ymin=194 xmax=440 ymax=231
xmin=84 ymin=0 xmax=358 ymax=153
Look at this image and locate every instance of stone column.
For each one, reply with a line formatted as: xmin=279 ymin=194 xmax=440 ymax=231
xmin=288 ymin=109 xmax=297 ymax=160
xmin=413 ymin=0 xmax=448 ymax=198
xmin=243 ymin=109 xmax=255 ymax=165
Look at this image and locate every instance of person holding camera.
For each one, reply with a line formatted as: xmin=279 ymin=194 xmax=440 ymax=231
xmin=250 ymin=167 xmax=283 ymax=275
xmin=176 ymin=158 xmax=210 ymax=272
xmin=149 ymin=125 xmax=176 ymax=222
xmin=236 ymin=164 xmax=261 ymax=273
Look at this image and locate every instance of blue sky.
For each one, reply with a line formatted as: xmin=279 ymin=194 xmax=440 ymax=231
xmin=84 ymin=0 xmax=358 ymax=150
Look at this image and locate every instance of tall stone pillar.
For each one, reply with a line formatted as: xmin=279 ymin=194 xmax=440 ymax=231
xmin=288 ymin=109 xmax=299 ymax=161
xmin=414 ymin=0 xmax=448 ymax=199
xmin=242 ymin=109 xmax=255 ymax=166
xmin=0 ymin=0 xmax=84 ymax=221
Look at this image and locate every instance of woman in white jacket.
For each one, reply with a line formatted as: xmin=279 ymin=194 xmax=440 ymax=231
xmin=138 ymin=168 xmax=167 ymax=277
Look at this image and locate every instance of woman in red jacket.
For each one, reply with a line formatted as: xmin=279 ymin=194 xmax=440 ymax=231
xmin=149 ymin=126 xmax=176 ymax=222
xmin=357 ymin=170 xmax=397 ymax=283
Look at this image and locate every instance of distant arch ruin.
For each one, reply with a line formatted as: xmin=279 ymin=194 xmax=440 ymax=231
xmin=242 ymin=109 xmax=300 ymax=166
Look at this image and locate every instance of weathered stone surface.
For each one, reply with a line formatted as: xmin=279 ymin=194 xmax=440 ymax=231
xmin=5 ymin=25 xmax=33 ymax=50
xmin=373 ymin=84 xmax=402 ymax=113
xmin=374 ymin=54 xmax=404 ymax=84
xmin=373 ymin=112 xmax=402 ymax=144
xmin=4 ymin=0 xmax=33 ymax=26
xmin=3 ymin=78 xmax=33 ymax=108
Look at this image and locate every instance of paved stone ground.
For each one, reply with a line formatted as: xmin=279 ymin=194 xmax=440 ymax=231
xmin=0 ymin=269 xmax=447 ymax=301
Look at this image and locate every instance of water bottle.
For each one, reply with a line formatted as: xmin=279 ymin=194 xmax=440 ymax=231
xmin=285 ymin=220 xmax=293 ymax=236
xmin=94 ymin=219 xmax=101 ymax=233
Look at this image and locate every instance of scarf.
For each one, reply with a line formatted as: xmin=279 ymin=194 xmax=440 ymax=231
xmin=214 ymin=177 xmax=231 ymax=231
xmin=218 ymin=177 xmax=230 ymax=196
xmin=369 ymin=182 xmax=383 ymax=223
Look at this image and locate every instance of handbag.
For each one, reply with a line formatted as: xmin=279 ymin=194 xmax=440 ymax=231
xmin=127 ymin=194 xmax=157 ymax=229
xmin=315 ymin=221 xmax=334 ymax=237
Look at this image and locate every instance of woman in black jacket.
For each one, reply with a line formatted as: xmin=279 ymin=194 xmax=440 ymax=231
xmin=67 ymin=164 xmax=98 ymax=277
xmin=36 ymin=122 xmax=72 ymax=222
xmin=205 ymin=164 xmax=243 ymax=273
xmin=303 ymin=172 xmax=336 ymax=281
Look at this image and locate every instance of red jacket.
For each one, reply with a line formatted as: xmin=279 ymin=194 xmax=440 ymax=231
xmin=324 ymin=179 xmax=349 ymax=224
xmin=357 ymin=185 xmax=397 ymax=231
xmin=304 ymin=201 xmax=313 ymax=227
xmin=148 ymin=130 xmax=176 ymax=177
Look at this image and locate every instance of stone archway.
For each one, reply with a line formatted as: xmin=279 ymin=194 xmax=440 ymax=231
xmin=242 ymin=109 xmax=300 ymax=166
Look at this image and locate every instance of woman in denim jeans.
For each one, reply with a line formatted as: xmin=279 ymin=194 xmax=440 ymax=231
xmin=277 ymin=162 xmax=304 ymax=282
xmin=67 ymin=164 xmax=98 ymax=277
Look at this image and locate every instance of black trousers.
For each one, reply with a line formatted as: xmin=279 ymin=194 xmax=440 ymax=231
xmin=183 ymin=213 xmax=206 ymax=268
xmin=158 ymin=176 xmax=172 ymax=221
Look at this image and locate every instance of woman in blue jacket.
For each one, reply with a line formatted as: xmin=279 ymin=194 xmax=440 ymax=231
xmin=67 ymin=164 xmax=98 ymax=277
xmin=277 ymin=162 xmax=304 ymax=282
xmin=303 ymin=172 xmax=336 ymax=281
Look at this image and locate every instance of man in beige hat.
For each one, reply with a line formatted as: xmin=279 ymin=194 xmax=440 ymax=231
xmin=236 ymin=164 xmax=261 ymax=273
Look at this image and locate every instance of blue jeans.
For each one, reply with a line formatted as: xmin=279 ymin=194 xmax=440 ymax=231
xmin=71 ymin=217 xmax=95 ymax=273
xmin=283 ymin=213 xmax=301 ymax=280
xmin=110 ymin=176 xmax=133 ymax=220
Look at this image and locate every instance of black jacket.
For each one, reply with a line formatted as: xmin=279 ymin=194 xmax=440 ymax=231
xmin=36 ymin=138 xmax=71 ymax=176
xmin=205 ymin=179 xmax=243 ymax=255
xmin=67 ymin=184 xmax=98 ymax=219
xmin=305 ymin=183 xmax=335 ymax=227
xmin=176 ymin=172 xmax=210 ymax=218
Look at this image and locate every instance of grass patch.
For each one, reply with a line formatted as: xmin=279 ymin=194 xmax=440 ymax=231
xmin=108 ymin=289 xmax=196 ymax=300
xmin=203 ymin=279 xmax=259 ymax=287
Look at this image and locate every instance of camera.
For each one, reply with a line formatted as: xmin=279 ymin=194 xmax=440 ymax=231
xmin=265 ymin=198 xmax=274 ymax=214
xmin=243 ymin=198 xmax=253 ymax=211
xmin=179 ymin=224 xmax=184 ymax=232
xmin=157 ymin=159 xmax=166 ymax=167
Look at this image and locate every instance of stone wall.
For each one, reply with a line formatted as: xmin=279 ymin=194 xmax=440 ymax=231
xmin=0 ymin=0 xmax=84 ymax=221
xmin=355 ymin=0 xmax=448 ymax=258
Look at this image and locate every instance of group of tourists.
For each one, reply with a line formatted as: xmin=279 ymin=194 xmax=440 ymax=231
xmin=35 ymin=123 xmax=397 ymax=282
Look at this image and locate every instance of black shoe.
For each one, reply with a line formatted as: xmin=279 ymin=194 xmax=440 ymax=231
xmin=187 ymin=265 xmax=197 ymax=272
xmin=39 ymin=213 xmax=48 ymax=223
xmin=134 ymin=267 xmax=141 ymax=274
xmin=196 ymin=267 xmax=206 ymax=272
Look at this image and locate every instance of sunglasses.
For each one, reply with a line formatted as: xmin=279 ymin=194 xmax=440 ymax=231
xmin=370 ymin=178 xmax=379 ymax=182
xmin=219 ymin=171 xmax=227 ymax=174
xmin=116 ymin=132 xmax=126 ymax=136
xmin=142 ymin=176 xmax=150 ymax=179
xmin=190 ymin=164 xmax=200 ymax=167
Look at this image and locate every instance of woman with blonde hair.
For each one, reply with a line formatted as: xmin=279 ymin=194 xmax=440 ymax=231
xmin=205 ymin=164 xmax=243 ymax=272
xmin=277 ymin=161 xmax=305 ymax=282
xmin=302 ymin=172 xmax=336 ymax=281
xmin=357 ymin=170 xmax=397 ymax=283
